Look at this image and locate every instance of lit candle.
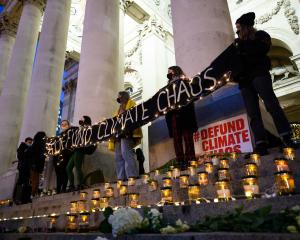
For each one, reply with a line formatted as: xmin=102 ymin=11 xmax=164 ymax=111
xmin=217 ymin=168 xmax=230 ymax=181
xmin=104 ymin=182 xmax=110 ymax=189
xmin=179 ymin=174 xmax=189 ymax=188
xmin=90 ymin=198 xmax=99 ymax=211
xmin=250 ymin=153 xmax=261 ymax=166
xmin=119 ymin=185 xmax=128 ymax=196
xmin=212 ymin=156 xmax=219 ymax=166
xmin=190 ymin=160 xmax=198 ymax=167
xmin=66 ymin=213 xmax=77 ymax=232
xmin=92 ymin=189 xmax=101 ymax=199
xmin=128 ymin=177 xmax=136 ymax=186
xmin=78 ymin=211 xmax=90 ymax=231
xmin=166 ymin=170 xmax=172 ymax=178
xmin=197 ymin=171 xmax=209 ymax=186
xmin=105 ymin=187 xmax=114 ymax=198
xmin=128 ymin=193 xmax=139 ymax=208
xmin=188 ymin=184 xmax=200 ymax=201
xmin=148 ymin=180 xmax=158 ymax=191
xmin=283 ymin=147 xmax=296 ymax=161
xmin=242 ymin=176 xmax=259 ymax=198
xmin=162 ymin=177 xmax=172 ymax=187
xmin=80 ymin=191 xmax=88 ymax=200
xmin=116 ymin=180 xmax=123 ymax=189
xmin=244 ymin=163 xmax=258 ymax=176
xmin=274 ymin=171 xmax=295 ymax=195
xmin=70 ymin=201 xmax=77 ymax=213
xmin=188 ymin=166 xmax=196 ymax=176
xmin=204 ymin=162 xmax=213 ymax=174
xmin=155 ymin=169 xmax=160 ymax=176
xmin=215 ymin=180 xmax=231 ymax=200
xmin=169 ymin=165 xmax=175 ymax=170
xmin=99 ymin=197 xmax=109 ymax=209
xmin=219 ymin=158 xmax=229 ymax=169
xmin=172 ymin=167 xmax=181 ymax=179
xmin=141 ymin=173 xmax=150 ymax=184
xmin=274 ymin=158 xmax=290 ymax=172
xmin=48 ymin=213 xmax=58 ymax=231
xmin=77 ymin=200 xmax=88 ymax=212
xmin=231 ymin=152 xmax=238 ymax=161
xmin=160 ymin=187 xmax=173 ymax=204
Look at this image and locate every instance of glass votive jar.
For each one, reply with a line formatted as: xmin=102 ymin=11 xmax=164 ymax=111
xmin=92 ymin=189 xmax=101 ymax=199
xmin=160 ymin=187 xmax=173 ymax=204
xmin=116 ymin=180 xmax=123 ymax=189
xmin=169 ymin=165 xmax=175 ymax=170
xmin=197 ymin=171 xmax=209 ymax=186
xmin=212 ymin=156 xmax=219 ymax=166
xmin=48 ymin=214 xmax=59 ymax=231
xmin=90 ymin=198 xmax=100 ymax=211
xmin=219 ymin=158 xmax=230 ymax=169
xmin=215 ymin=180 xmax=231 ymax=200
xmin=250 ymin=153 xmax=261 ymax=166
xmin=274 ymin=171 xmax=295 ymax=195
xmin=119 ymin=184 xmax=128 ymax=196
xmin=217 ymin=168 xmax=230 ymax=181
xmin=274 ymin=158 xmax=290 ymax=172
xmin=231 ymin=152 xmax=238 ymax=161
xmin=80 ymin=191 xmax=88 ymax=200
xmin=128 ymin=193 xmax=139 ymax=208
xmin=188 ymin=184 xmax=201 ymax=201
xmin=77 ymin=200 xmax=88 ymax=212
xmin=155 ymin=169 xmax=160 ymax=177
xmin=66 ymin=213 xmax=77 ymax=232
xmin=179 ymin=174 xmax=189 ymax=188
xmin=128 ymin=177 xmax=136 ymax=186
xmin=105 ymin=187 xmax=114 ymax=198
xmin=166 ymin=170 xmax=172 ymax=178
xmin=78 ymin=211 xmax=90 ymax=230
xmin=283 ymin=147 xmax=296 ymax=161
xmin=141 ymin=173 xmax=150 ymax=184
xmin=148 ymin=180 xmax=158 ymax=191
xmin=104 ymin=182 xmax=110 ymax=189
xmin=162 ymin=177 xmax=172 ymax=187
xmin=204 ymin=162 xmax=214 ymax=174
xmin=70 ymin=201 xmax=77 ymax=213
xmin=99 ymin=197 xmax=109 ymax=209
xmin=242 ymin=176 xmax=260 ymax=198
xmin=188 ymin=166 xmax=197 ymax=176
xmin=172 ymin=167 xmax=181 ymax=179
xmin=244 ymin=163 xmax=258 ymax=176
xmin=190 ymin=160 xmax=198 ymax=168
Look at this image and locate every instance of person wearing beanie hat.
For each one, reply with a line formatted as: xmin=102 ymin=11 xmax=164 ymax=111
xmin=234 ymin=12 xmax=293 ymax=156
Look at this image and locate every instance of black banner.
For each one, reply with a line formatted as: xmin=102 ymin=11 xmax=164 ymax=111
xmin=46 ymin=44 xmax=241 ymax=155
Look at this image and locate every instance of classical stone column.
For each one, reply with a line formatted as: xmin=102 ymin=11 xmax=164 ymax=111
xmin=171 ymin=0 xmax=234 ymax=76
xmin=0 ymin=0 xmax=44 ymax=174
xmin=0 ymin=15 xmax=17 ymax=93
xmin=19 ymin=0 xmax=72 ymax=142
xmin=73 ymin=0 xmax=120 ymax=123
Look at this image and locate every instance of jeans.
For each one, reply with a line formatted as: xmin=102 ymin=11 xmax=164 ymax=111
xmin=241 ymin=75 xmax=291 ymax=145
xmin=67 ymin=151 xmax=84 ymax=187
xmin=115 ymin=138 xmax=138 ymax=180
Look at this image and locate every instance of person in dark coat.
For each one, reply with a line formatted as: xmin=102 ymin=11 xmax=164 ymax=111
xmin=28 ymin=131 xmax=46 ymax=196
xmin=235 ymin=12 xmax=293 ymax=155
xmin=165 ymin=66 xmax=198 ymax=169
xmin=53 ymin=120 xmax=73 ymax=194
xmin=135 ymin=148 xmax=145 ymax=175
xmin=16 ymin=137 xmax=33 ymax=185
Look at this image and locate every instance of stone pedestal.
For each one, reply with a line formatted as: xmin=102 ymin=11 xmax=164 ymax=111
xmin=19 ymin=0 xmax=72 ymax=140
xmin=0 ymin=0 xmax=44 ymax=174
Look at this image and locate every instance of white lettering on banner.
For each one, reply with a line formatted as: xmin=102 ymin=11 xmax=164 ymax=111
xmin=141 ymin=102 xmax=149 ymax=120
xmin=177 ymin=81 xmax=191 ymax=102
xmin=204 ymin=68 xmax=217 ymax=90
xmin=193 ymin=114 xmax=253 ymax=155
xmin=166 ymin=84 xmax=176 ymax=107
xmin=157 ymin=91 xmax=167 ymax=112
xmin=97 ymin=121 xmax=106 ymax=140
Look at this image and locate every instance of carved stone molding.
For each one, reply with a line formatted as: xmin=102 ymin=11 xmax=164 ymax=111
xmin=255 ymin=0 xmax=299 ymax=35
xmin=153 ymin=0 xmax=160 ymax=6
xmin=23 ymin=0 xmax=46 ymax=13
xmin=167 ymin=4 xmax=171 ymax=19
xmin=0 ymin=13 xmax=18 ymax=37
xmin=139 ymin=16 xmax=167 ymax=39
xmin=119 ymin=0 xmax=134 ymax=13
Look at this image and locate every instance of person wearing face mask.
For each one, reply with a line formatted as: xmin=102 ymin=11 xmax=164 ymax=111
xmin=67 ymin=116 xmax=96 ymax=191
xmin=165 ymin=66 xmax=198 ymax=170
xmin=234 ymin=12 xmax=293 ymax=155
xmin=53 ymin=120 xmax=73 ymax=193
xmin=108 ymin=91 xmax=142 ymax=180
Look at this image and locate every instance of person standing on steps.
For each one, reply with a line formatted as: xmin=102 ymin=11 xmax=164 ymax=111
xmin=234 ymin=12 xmax=294 ymax=155
xmin=165 ymin=66 xmax=198 ymax=170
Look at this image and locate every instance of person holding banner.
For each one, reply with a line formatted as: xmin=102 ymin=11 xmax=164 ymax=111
xmin=165 ymin=66 xmax=197 ymax=170
xmin=235 ymin=12 xmax=293 ymax=155
xmin=108 ymin=91 xmax=142 ymax=180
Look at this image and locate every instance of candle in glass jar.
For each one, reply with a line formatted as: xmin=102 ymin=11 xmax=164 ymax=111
xmin=66 ymin=213 xmax=77 ymax=231
xmin=166 ymin=170 xmax=172 ymax=178
xmin=250 ymin=153 xmax=261 ymax=166
xmin=78 ymin=211 xmax=90 ymax=230
xmin=274 ymin=171 xmax=295 ymax=195
xmin=162 ymin=177 xmax=172 ymax=187
xmin=283 ymin=147 xmax=296 ymax=161
xmin=217 ymin=168 xmax=230 ymax=181
xmin=48 ymin=214 xmax=58 ymax=231
xmin=197 ymin=171 xmax=209 ymax=185
xmin=149 ymin=180 xmax=158 ymax=191
xmin=77 ymin=200 xmax=88 ymax=212
xmin=99 ymin=197 xmax=109 ymax=209
xmin=215 ymin=180 xmax=231 ymax=200
xmin=244 ymin=163 xmax=258 ymax=176
xmin=105 ymin=187 xmax=114 ymax=197
xmin=128 ymin=193 xmax=139 ymax=208
xmin=92 ymin=189 xmax=101 ymax=199
xmin=141 ymin=173 xmax=150 ymax=184
xmin=172 ymin=167 xmax=181 ymax=179
xmin=119 ymin=185 xmax=128 ymax=196
xmin=274 ymin=158 xmax=290 ymax=172
xmin=188 ymin=184 xmax=200 ymax=201
xmin=70 ymin=201 xmax=77 ymax=213
xmin=179 ymin=174 xmax=189 ymax=188
xmin=188 ymin=166 xmax=196 ymax=176
xmin=231 ymin=152 xmax=238 ymax=161
xmin=204 ymin=162 xmax=213 ymax=174
xmin=219 ymin=158 xmax=229 ymax=169
xmin=155 ymin=169 xmax=160 ymax=176
xmin=117 ymin=180 xmax=123 ymax=189
xmin=190 ymin=160 xmax=198 ymax=167
xmin=104 ymin=182 xmax=110 ymax=189
xmin=90 ymin=198 xmax=100 ymax=211
xmin=128 ymin=177 xmax=136 ymax=186
xmin=242 ymin=176 xmax=260 ymax=198
xmin=80 ymin=191 xmax=88 ymax=200
xmin=160 ymin=187 xmax=173 ymax=204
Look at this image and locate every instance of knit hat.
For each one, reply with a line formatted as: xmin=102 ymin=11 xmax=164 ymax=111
xmin=236 ymin=12 xmax=255 ymax=26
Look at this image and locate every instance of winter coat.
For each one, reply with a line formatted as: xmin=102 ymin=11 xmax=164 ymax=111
xmin=28 ymin=140 xmax=46 ymax=174
xmin=17 ymin=142 xmax=30 ymax=171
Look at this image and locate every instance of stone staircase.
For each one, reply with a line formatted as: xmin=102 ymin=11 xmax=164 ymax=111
xmin=0 ymin=148 xmax=300 ymax=239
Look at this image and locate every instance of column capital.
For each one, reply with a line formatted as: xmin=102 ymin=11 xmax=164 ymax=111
xmin=139 ymin=16 xmax=167 ymax=40
xmin=0 ymin=13 xmax=18 ymax=37
xmin=119 ymin=0 xmax=134 ymax=13
xmin=23 ymin=0 xmax=46 ymax=12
